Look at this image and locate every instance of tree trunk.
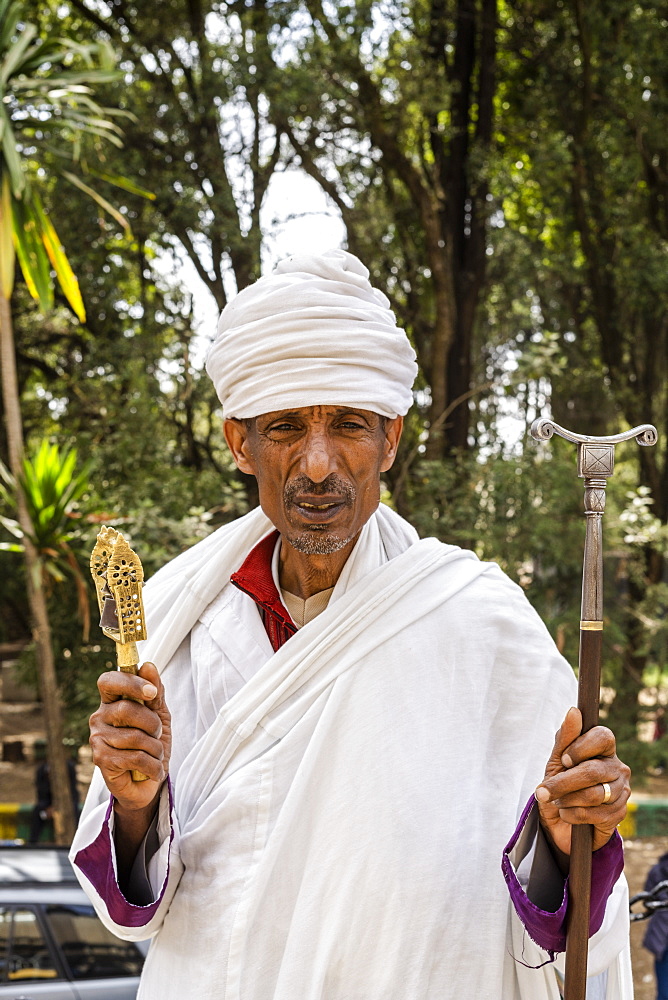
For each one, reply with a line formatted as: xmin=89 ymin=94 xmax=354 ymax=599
xmin=424 ymin=224 xmax=458 ymax=459
xmin=0 ymin=291 xmax=76 ymax=845
xmin=424 ymin=0 xmax=497 ymax=458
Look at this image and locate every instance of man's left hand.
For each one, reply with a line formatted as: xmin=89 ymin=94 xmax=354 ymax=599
xmin=535 ymin=706 xmax=631 ymax=855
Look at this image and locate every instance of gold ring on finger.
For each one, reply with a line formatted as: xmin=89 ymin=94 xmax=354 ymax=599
xmin=601 ymin=781 xmax=611 ymax=804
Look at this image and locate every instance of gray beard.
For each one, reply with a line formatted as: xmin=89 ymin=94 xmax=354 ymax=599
xmin=285 ymin=528 xmax=355 ymax=555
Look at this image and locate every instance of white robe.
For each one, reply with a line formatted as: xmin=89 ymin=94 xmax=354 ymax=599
xmin=71 ymin=505 xmax=633 ymax=999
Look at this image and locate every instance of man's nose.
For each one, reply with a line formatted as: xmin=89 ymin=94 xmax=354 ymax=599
xmin=299 ymin=428 xmax=338 ymax=483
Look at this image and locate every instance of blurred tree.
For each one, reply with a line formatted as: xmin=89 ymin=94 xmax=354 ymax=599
xmin=5 ymin=0 xmax=666 ymax=780
xmin=494 ymin=0 xmax=668 ymax=765
xmin=62 ymin=0 xmax=291 ymax=302
xmin=265 ymin=0 xmax=498 ymax=457
xmin=0 ymin=0 xmax=146 ymax=842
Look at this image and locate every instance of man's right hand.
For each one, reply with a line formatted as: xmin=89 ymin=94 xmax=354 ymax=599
xmin=89 ymin=662 xmax=172 ymax=885
xmin=90 ymin=661 xmax=171 ymax=814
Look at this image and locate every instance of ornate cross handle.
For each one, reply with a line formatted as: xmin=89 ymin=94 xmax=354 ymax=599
xmin=90 ymin=526 xmax=149 ymax=782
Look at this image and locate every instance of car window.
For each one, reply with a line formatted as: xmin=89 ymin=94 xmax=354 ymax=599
xmin=45 ymin=905 xmax=144 ymax=980
xmin=0 ymin=907 xmax=60 ymax=983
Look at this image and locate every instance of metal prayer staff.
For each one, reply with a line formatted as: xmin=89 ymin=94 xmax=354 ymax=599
xmin=530 ymin=418 xmax=658 ymax=1000
xmin=90 ymin=526 xmax=149 ymax=782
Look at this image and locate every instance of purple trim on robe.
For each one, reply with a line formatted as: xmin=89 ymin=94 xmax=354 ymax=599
xmin=501 ymin=796 xmax=624 ymax=955
xmin=74 ymin=779 xmax=174 ymax=928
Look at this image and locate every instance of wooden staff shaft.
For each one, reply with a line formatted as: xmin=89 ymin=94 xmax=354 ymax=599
xmin=564 ymin=634 xmax=600 ymax=997
xmin=564 ymin=481 xmax=605 ymax=999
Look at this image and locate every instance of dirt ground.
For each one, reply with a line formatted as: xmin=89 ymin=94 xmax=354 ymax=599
xmin=2 ymin=702 xmax=668 ymax=997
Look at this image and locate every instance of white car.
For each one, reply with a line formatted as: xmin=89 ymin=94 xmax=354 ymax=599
xmin=0 ymin=847 xmax=147 ymax=999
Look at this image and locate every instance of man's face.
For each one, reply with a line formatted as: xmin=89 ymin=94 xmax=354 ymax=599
xmin=224 ymin=405 xmax=403 ymax=555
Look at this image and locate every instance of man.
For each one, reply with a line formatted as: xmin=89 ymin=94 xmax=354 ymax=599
xmin=71 ymin=250 xmax=632 ymax=999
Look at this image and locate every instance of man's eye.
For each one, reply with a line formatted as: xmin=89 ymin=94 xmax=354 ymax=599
xmin=268 ymin=423 xmax=298 ymax=432
xmin=339 ymin=421 xmax=365 ymax=430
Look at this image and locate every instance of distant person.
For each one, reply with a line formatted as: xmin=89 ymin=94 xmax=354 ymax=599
xmin=29 ymin=753 xmax=78 ymax=844
xmin=644 ymin=850 xmax=668 ymax=999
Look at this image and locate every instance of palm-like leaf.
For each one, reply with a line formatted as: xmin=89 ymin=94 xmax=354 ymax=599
xmin=0 ymin=444 xmax=93 ymax=637
xmin=0 ymin=1 xmax=151 ymax=316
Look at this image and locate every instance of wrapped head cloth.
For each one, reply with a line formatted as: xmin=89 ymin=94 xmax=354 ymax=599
xmin=206 ymin=249 xmax=418 ymax=419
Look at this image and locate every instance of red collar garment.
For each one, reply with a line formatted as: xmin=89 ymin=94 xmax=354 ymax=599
xmin=230 ymin=530 xmax=297 ymax=652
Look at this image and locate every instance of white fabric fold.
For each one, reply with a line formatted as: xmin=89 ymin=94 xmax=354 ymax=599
xmin=72 ymin=505 xmax=632 ymax=999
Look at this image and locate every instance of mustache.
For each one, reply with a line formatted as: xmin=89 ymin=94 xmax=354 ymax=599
xmin=284 ymin=474 xmax=357 ymax=506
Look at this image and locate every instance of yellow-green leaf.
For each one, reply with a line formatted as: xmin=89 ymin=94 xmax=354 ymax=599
xmin=31 ymin=193 xmax=85 ymax=321
xmin=0 ymin=174 xmax=15 ymax=298
xmin=11 ymin=193 xmax=52 ymax=309
xmin=88 ymin=168 xmax=156 ymax=201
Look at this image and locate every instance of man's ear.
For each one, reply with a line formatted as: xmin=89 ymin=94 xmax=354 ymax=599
xmin=380 ymin=415 xmax=403 ymax=472
xmin=224 ymin=418 xmax=256 ymax=476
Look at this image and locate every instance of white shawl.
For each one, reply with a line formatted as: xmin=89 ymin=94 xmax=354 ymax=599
xmin=72 ymin=505 xmax=632 ymax=999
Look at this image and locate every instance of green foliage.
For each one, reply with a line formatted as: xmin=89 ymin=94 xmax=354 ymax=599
xmin=1 ymin=440 xmax=92 ymax=636
xmin=403 ymin=438 xmax=585 ymax=658
xmin=25 ymin=0 xmax=295 ymax=303
xmin=0 ymin=0 xmax=140 ymax=313
xmin=19 ymin=441 xmax=90 ymax=554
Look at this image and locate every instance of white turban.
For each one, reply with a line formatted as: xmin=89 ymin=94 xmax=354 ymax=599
xmin=205 ymin=249 xmax=418 ymax=419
